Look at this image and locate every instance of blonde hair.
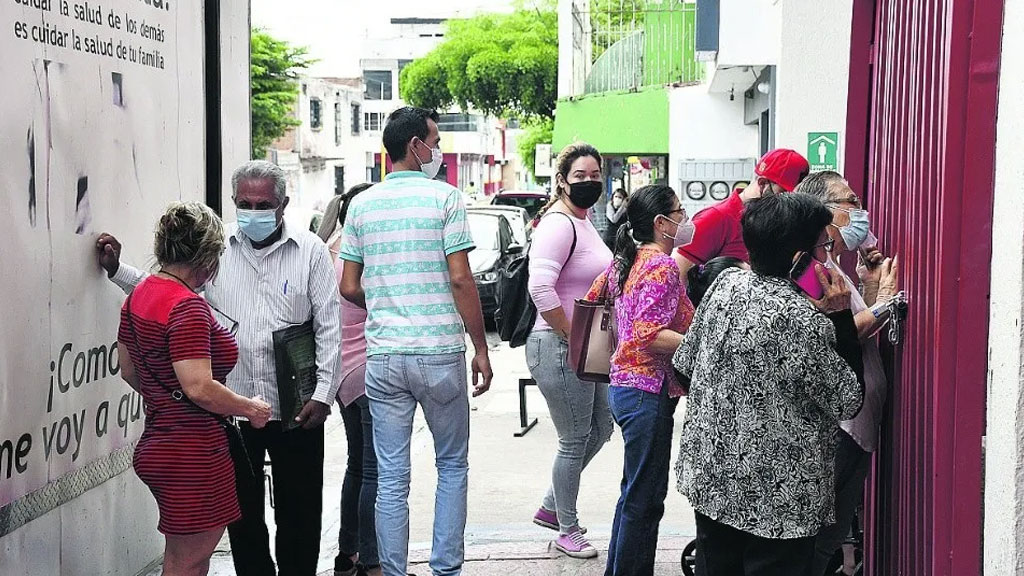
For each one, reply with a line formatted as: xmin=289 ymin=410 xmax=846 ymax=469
xmin=154 ymin=201 xmax=225 ymax=275
xmin=536 ymin=142 xmax=603 ymax=219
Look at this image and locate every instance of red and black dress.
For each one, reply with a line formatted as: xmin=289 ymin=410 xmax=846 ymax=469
xmin=118 ymin=276 xmax=241 ymax=535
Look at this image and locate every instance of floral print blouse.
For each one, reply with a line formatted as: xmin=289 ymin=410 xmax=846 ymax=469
xmin=587 ymin=246 xmax=694 ymax=397
xmin=673 ymin=268 xmax=863 ymax=539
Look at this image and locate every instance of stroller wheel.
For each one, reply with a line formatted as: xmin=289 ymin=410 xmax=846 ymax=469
xmin=680 ymin=539 xmax=698 ymax=576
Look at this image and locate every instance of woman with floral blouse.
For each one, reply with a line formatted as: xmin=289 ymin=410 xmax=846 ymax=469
xmin=585 ymin=184 xmax=696 ymax=575
xmin=673 ymin=192 xmax=865 ymax=576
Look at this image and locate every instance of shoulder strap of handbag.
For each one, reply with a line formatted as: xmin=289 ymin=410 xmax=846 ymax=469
xmin=124 ymin=291 xmax=229 ymax=426
xmin=548 ymin=211 xmax=578 ymax=267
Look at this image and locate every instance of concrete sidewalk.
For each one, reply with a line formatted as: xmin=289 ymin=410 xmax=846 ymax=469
xmin=144 ymin=333 xmax=697 ymax=575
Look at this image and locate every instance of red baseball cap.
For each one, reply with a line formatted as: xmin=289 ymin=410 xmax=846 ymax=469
xmin=755 ymin=149 xmax=810 ymax=192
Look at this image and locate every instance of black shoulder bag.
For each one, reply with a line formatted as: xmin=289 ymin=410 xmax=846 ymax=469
xmin=495 ymin=212 xmax=577 ymax=348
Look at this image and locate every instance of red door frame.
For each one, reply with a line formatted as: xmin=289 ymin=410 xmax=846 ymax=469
xmin=844 ymin=0 xmax=1003 ymax=574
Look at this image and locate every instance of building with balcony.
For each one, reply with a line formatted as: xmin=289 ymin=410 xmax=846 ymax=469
xmin=359 ymin=17 xmax=509 ymax=195
xmin=268 ymin=76 xmax=367 ymax=231
xmin=554 ymin=0 xmax=760 ymax=220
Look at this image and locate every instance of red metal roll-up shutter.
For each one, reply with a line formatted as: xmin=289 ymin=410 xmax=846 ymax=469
xmin=845 ymin=0 xmax=1003 ymax=574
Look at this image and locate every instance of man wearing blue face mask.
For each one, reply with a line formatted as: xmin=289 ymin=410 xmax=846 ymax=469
xmin=796 ymin=171 xmax=900 ymax=576
xmin=95 ymin=160 xmax=342 ymax=576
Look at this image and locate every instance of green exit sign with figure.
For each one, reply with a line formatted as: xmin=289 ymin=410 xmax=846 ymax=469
xmin=808 ymin=132 xmax=840 ymax=172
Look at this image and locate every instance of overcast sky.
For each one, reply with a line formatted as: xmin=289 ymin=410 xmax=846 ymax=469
xmin=251 ymin=0 xmax=514 ymax=78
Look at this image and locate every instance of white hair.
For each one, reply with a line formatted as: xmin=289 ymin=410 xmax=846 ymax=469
xmin=231 ymin=160 xmax=287 ymax=203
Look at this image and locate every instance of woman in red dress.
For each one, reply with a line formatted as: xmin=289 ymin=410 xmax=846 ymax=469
xmin=116 ymin=202 xmax=271 ymax=576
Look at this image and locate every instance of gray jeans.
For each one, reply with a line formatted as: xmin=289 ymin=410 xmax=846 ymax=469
xmin=527 ymin=330 xmax=614 ymax=533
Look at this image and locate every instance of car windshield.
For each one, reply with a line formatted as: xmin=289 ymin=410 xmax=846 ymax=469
xmin=494 ymin=195 xmax=547 ymax=217
xmin=468 ymin=214 xmax=500 ymax=251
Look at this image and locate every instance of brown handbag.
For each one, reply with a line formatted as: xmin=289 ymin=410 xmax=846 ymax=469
xmin=568 ymin=279 xmax=617 ymax=383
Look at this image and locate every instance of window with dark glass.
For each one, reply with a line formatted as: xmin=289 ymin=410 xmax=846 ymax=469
xmin=334 ymin=101 xmax=342 ymax=145
xmin=363 ymin=70 xmax=393 ymax=100
xmin=310 ymin=98 xmax=323 ymax=130
xmin=436 ymin=113 xmax=479 ymax=132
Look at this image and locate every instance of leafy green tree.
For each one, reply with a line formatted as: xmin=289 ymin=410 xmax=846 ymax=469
xmin=250 ymin=29 xmax=313 ymax=159
xmin=400 ymin=1 xmax=558 ymax=119
xmin=400 ymin=2 xmax=557 ymax=179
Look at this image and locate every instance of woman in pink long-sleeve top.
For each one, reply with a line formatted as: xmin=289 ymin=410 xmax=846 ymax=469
xmin=526 ymin=143 xmax=614 ymax=559
xmin=319 ymin=183 xmax=381 ymax=576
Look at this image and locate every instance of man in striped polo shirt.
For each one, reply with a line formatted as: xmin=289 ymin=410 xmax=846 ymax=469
xmin=340 ymin=107 xmax=493 ymax=576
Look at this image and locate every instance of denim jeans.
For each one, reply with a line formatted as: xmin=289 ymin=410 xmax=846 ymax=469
xmin=366 ymin=353 xmax=470 ymax=576
xmin=527 ymin=330 xmax=614 ymax=533
xmin=336 ymin=392 xmax=379 ymax=570
xmin=605 ymin=384 xmax=679 ymax=576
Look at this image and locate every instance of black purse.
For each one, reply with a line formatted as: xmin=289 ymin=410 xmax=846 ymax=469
xmin=123 ymin=291 xmax=256 ymax=482
xmin=495 ymin=212 xmax=577 ymax=348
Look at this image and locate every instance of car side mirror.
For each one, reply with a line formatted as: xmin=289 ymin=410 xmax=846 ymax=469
xmin=506 ymin=243 xmax=524 ymax=255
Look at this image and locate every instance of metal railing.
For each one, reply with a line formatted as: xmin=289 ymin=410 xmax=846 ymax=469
xmin=576 ymin=0 xmax=703 ymax=95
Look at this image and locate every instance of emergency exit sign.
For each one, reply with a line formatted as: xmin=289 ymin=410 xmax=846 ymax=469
xmin=808 ymin=132 xmax=840 ymax=172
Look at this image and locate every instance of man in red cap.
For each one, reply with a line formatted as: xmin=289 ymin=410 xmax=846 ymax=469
xmin=673 ymin=148 xmax=810 ymax=276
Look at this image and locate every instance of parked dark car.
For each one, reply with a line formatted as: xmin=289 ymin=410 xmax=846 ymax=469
xmin=467 ymin=211 xmax=524 ymax=318
xmin=490 ymin=190 xmax=550 ymax=219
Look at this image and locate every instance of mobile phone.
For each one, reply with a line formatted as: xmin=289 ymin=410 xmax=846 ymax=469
xmin=790 ymin=252 xmax=829 ymax=300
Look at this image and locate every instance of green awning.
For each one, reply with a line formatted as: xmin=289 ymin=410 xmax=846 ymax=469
xmin=552 ymin=88 xmax=669 ymax=156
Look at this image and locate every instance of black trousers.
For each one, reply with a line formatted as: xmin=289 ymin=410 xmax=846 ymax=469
xmin=228 ymin=421 xmax=325 ymax=576
xmin=695 ymin=512 xmax=815 ymax=576
xmin=810 ymin=431 xmax=871 ymax=576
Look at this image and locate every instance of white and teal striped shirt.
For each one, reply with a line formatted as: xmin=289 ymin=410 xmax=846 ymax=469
xmin=340 ymin=171 xmax=475 ymax=356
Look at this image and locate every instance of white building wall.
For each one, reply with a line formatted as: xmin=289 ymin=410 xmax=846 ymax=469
xmin=0 ymin=1 xmax=250 ymax=574
xmin=716 ymin=0 xmax=781 ymax=67
xmin=557 ymin=0 xmax=590 ymax=98
xmin=772 ymin=0 xmax=853 ymax=167
xmin=984 ymin=0 xmax=1024 ymax=573
xmin=668 ymin=84 xmax=760 ymax=213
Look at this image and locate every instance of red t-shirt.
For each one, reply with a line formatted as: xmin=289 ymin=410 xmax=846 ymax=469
xmin=677 ymin=191 xmax=749 ymax=264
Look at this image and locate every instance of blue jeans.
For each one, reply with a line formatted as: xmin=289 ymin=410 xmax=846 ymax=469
xmin=366 ymin=353 xmax=470 ymax=576
xmin=527 ymin=330 xmax=614 ymax=533
xmin=605 ymin=384 xmax=679 ymax=576
xmin=337 ymin=393 xmax=379 ymax=569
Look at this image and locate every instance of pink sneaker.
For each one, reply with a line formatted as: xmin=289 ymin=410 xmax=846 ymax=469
xmin=554 ymin=527 xmax=598 ymax=559
xmin=533 ymin=507 xmax=587 ymax=534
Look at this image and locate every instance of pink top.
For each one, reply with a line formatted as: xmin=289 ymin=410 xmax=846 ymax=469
xmin=331 ymin=234 xmax=368 ymax=407
xmin=527 ymin=211 xmax=612 ymax=331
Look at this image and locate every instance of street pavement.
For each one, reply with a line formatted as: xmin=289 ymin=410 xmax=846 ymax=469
xmin=144 ymin=331 xmax=697 ymax=575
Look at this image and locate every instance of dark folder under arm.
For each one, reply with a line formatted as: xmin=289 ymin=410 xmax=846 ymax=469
xmin=273 ymin=320 xmax=318 ymax=430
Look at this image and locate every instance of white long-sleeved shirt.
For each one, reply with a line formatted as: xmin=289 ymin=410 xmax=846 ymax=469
xmin=111 ymin=222 xmax=342 ymax=421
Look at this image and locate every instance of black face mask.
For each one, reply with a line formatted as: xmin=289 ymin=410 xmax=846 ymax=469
xmin=567 ymin=180 xmax=603 ymax=210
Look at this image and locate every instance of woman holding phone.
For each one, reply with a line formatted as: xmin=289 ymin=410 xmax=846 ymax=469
xmin=672 ymin=192 xmax=865 ymax=575
xmin=795 ymin=171 xmax=900 ymax=575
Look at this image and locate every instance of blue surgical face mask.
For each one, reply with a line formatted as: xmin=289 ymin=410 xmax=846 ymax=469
xmin=830 ymin=206 xmax=870 ymax=250
xmin=237 ymin=208 xmax=280 ymax=242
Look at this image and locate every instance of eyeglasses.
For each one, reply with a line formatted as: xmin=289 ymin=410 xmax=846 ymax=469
xmin=814 ymin=238 xmax=835 ymax=253
xmin=664 ymin=208 xmax=688 ymax=222
xmin=209 ymin=304 xmax=239 ymax=336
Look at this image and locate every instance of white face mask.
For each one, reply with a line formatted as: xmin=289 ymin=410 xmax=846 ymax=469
xmin=414 ymin=141 xmax=443 ymax=179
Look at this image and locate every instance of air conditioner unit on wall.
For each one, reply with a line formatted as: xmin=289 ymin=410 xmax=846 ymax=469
xmin=678 ymin=158 xmax=756 ymax=216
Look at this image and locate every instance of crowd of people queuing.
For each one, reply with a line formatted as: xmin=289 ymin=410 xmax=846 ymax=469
xmin=97 ymin=105 xmax=900 ymax=576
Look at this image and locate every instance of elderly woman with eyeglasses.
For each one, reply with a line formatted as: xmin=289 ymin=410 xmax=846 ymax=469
xmin=116 ymin=202 xmax=271 ymax=576
xmin=672 ymin=192 xmax=865 ymax=576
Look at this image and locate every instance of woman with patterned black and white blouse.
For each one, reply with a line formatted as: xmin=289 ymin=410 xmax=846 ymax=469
xmin=672 ymin=192 xmax=865 ymax=576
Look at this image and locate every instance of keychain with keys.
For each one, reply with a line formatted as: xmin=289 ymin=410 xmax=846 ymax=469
xmin=886 ymin=291 xmax=908 ymax=344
